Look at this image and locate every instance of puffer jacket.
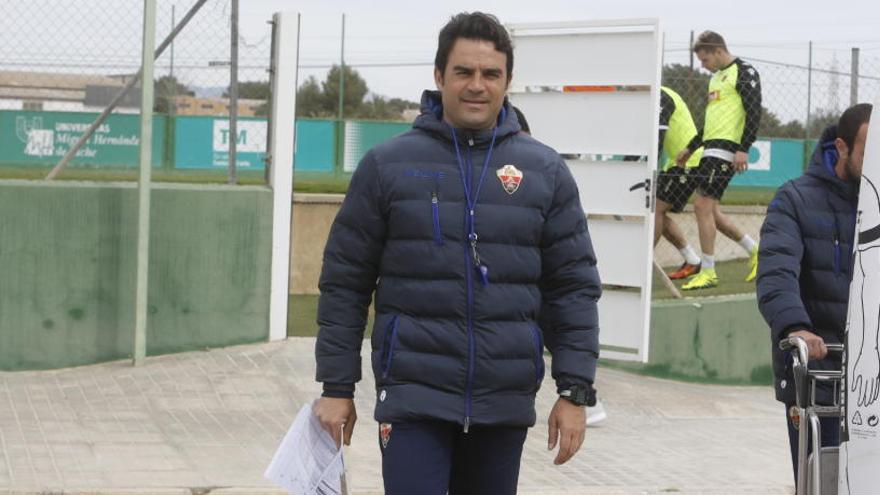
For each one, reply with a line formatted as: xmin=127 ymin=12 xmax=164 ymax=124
xmin=315 ymin=90 xmax=601 ymax=428
xmin=757 ymin=124 xmax=858 ymax=404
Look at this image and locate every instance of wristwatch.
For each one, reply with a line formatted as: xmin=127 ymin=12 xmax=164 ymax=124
xmin=558 ymin=383 xmax=596 ymax=407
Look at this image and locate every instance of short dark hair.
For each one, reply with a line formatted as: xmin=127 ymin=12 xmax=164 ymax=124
xmin=693 ymin=30 xmax=728 ymax=53
xmin=838 ymin=103 xmax=873 ymax=151
xmin=435 ymin=12 xmax=513 ymax=79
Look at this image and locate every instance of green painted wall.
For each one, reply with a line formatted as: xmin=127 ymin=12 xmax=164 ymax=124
xmin=0 ymin=180 xmax=272 ymax=370
xmin=605 ymin=294 xmax=774 ymax=385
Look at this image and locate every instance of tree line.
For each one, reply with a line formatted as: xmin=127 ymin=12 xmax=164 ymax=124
xmin=153 ymin=64 xmax=419 ymax=121
xmin=153 ymin=63 xmax=837 ymax=137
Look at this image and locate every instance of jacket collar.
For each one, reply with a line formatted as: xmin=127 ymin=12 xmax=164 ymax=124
xmin=412 ymin=90 xmax=520 ymax=146
xmin=805 ymin=124 xmax=859 ymax=203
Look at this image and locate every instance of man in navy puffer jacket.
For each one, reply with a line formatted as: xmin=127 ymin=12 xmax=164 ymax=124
xmin=757 ymin=103 xmax=872 ymax=483
xmin=313 ymin=12 xmax=601 ymax=494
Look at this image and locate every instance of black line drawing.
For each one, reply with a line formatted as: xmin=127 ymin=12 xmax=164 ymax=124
xmin=851 ymin=176 xmax=880 ymax=409
xmin=842 ymin=174 xmax=880 ymax=495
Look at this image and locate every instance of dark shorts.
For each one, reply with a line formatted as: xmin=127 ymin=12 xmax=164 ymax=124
xmin=656 ymin=166 xmax=697 ymax=213
xmin=694 ymin=155 xmax=736 ymax=200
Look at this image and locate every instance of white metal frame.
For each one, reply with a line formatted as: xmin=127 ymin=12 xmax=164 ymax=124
xmin=508 ymin=19 xmax=662 ymax=362
xmin=267 ymin=12 xmax=299 ymax=341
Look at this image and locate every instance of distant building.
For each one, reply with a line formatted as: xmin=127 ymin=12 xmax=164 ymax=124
xmin=0 ymin=70 xmax=139 ymax=113
xmin=171 ymin=95 xmax=265 ymax=117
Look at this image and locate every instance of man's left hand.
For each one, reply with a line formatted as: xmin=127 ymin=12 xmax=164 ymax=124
xmin=733 ymin=151 xmax=749 ymax=173
xmin=547 ymin=397 xmax=586 ymax=465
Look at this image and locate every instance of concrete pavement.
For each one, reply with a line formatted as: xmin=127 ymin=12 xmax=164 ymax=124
xmin=0 ymin=338 xmax=794 ymax=494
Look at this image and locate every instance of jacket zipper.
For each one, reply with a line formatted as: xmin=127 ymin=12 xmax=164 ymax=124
xmin=381 ymin=315 xmax=400 ymax=379
xmin=451 ymin=127 xmax=497 ymax=433
xmin=431 ymin=191 xmax=443 ymax=246
xmin=463 ymin=135 xmax=475 ymax=433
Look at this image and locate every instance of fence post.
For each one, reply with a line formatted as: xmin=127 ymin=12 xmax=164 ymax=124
xmin=851 ymin=47 xmax=860 ymax=107
xmin=335 ymin=14 xmax=346 ymax=180
xmin=228 ymin=0 xmax=239 ymax=184
xmin=688 ymin=30 xmax=694 ymax=71
xmin=133 ymin=0 xmax=157 ymax=366
xmin=804 ymin=41 xmax=813 ymax=169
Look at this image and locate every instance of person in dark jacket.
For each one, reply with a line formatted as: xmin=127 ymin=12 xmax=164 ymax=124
xmin=756 ymin=103 xmax=872 ymax=483
xmin=312 ymin=12 xmax=602 ymax=494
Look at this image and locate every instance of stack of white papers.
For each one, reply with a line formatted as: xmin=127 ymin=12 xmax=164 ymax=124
xmin=264 ymin=401 xmax=349 ymax=495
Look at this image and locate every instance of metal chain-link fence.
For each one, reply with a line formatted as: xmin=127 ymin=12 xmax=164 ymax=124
xmin=0 ymin=0 xmax=273 ymax=183
xmin=654 ymin=35 xmax=880 ymax=294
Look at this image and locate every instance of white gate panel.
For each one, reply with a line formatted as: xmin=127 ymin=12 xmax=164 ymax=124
xmin=567 ymin=159 xmax=650 ymax=217
xmin=597 ymin=290 xmax=647 ymax=361
xmin=588 ymin=218 xmax=647 ymax=287
xmin=510 ymin=20 xmax=659 ymax=87
xmin=511 ymin=91 xmax=653 ymax=156
xmin=510 ymin=19 xmax=661 ymax=362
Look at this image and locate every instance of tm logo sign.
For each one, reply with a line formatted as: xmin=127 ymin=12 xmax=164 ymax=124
xmin=212 ymin=120 xmax=266 ymax=153
xmin=211 ymin=119 xmax=266 ymax=167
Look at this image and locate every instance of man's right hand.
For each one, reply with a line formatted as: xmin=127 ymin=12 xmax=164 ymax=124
xmin=313 ymin=397 xmax=357 ymax=448
xmin=789 ymin=329 xmax=828 ymax=360
xmin=675 ymin=149 xmax=692 ymax=167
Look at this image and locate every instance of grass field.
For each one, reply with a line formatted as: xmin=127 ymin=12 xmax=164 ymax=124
xmin=0 ymin=166 xmax=777 ymax=202
xmin=0 ymin=166 xmax=351 ymax=193
xmin=652 ymin=258 xmax=757 ymax=299
xmin=287 ymin=257 xmax=756 ymax=336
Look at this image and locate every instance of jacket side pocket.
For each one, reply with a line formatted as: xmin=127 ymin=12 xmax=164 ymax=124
xmin=381 ymin=315 xmax=401 ymax=379
xmin=530 ymin=325 xmax=546 ymax=388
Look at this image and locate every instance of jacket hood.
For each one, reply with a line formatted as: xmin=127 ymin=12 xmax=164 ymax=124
xmin=412 ymin=90 xmax=522 ymax=145
xmin=805 ymin=124 xmax=859 ymax=201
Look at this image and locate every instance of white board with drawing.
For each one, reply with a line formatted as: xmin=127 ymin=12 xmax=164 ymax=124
xmin=840 ymin=99 xmax=880 ymax=494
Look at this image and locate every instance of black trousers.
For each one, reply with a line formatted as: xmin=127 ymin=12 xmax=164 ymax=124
xmin=379 ymin=420 xmax=528 ymax=495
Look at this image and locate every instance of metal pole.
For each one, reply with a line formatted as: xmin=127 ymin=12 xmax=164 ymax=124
xmin=266 ymin=12 xmax=300 ymax=341
xmin=228 ymin=0 xmax=239 ymax=184
xmin=45 ymin=0 xmax=208 ymax=180
xmin=851 ymin=47 xmax=860 ymax=106
xmin=806 ymin=41 xmax=813 ymax=138
xmin=334 ymin=14 xmax=346 ymax=179
xmin=653 ymin=261 xmax=682 ymax=299
xmin=688 ymin=30 xmax=694 ymax=71
xmin=170 ymin=5 xmax=175 ymax=78
xmin=338 ymin=14 xmax=345 ymax=120
xmin=133 ymin=0 xmax=157 ymax=366
xmin=264 ymin=17 xmax=278 ymax=185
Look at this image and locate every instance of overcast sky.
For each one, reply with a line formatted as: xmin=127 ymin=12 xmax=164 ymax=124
xmin=237 ymin=0 xmax=880 ymax=102
xmin=3 ymin=0 xmax=879 ymax=116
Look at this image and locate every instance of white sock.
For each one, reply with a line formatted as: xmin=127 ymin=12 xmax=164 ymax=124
xmin=701 ymin=254 xmax=715 ymax=269
xmin=679 ymin=245 xmax=701 ymax=265
xmin=739 ymin=235 xmax=757 ymax=254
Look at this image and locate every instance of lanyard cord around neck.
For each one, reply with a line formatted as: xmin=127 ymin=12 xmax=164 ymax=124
xmin=450 ymin=125 xmax=498 ymax=285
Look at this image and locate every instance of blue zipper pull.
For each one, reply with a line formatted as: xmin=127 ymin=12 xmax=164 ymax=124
xmin=478 ymin=264 xmax=489 ymax=286
xmin=468 ymin=232 xmax=488 ymax=286
xmin=464 ymin=416 xmax=470 ymax=433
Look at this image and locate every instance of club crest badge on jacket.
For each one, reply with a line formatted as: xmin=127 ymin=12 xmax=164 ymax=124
xmin=497 ymin=164 xmax=523 ymax=195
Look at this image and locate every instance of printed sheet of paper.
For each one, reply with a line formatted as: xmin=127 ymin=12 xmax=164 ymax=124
xmin=264 ymin=401 xmax=348 ymax=495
